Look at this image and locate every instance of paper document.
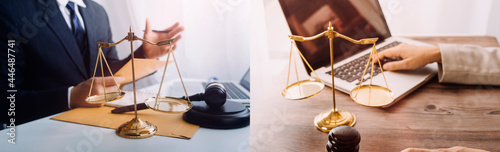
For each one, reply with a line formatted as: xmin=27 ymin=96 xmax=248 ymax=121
xmin=115 ymin=58 xmax=170 ymax=84
xmin=104 ymin=90 xmax=156 ymax=107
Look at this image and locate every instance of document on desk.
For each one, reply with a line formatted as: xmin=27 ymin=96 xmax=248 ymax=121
xmin=104 ymin=90 xmax=153 ymax=107
xmin=51 ymin=107 xmax=199 ymax=139
xmin=114 ymin=58 xmax=171 ymax=85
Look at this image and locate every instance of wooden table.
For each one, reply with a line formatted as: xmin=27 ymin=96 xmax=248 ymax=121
xmin=250 ymin=36 xmax=500 ymax=152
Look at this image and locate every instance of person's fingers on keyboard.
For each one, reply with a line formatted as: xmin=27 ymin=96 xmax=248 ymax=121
xmin=375 ymin=43 xmax=405 ymax=64
xmin=382 ymin=59 xmax=410 ymax=71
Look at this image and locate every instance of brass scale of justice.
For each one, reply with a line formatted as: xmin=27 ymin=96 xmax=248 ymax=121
xmin=84 ymin=27 xmax=191 ymax=139
xmin=282 ymin=22 xmax=394 ymax=132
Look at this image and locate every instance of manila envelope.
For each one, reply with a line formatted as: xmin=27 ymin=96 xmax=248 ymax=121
xmin=51 ymin=106 xmax=199 ymax=139
xmin=114 ymin=58 xmax=171 ymax=84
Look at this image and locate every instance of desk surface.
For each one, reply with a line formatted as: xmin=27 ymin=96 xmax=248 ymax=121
xmin=1 ymin=113 xmax=249 ymax=152
xmin=1 ymin=84 xmax=250 ymax=152
xmin=250 ymin=36 xmax=500 ymax=152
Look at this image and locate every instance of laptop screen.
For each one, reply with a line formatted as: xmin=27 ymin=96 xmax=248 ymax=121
xmin=278 ymin=0 xmax=391 ymax=73
xmin=239 ymin=68 xmax=250 ymax=91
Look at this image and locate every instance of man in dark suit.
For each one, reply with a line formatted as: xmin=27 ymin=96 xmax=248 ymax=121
xmin=0 ymin=0 xmax=184 ymax=126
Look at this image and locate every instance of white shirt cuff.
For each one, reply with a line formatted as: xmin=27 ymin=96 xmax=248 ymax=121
xmin=68 ymin=86 xmax=74 ymax=109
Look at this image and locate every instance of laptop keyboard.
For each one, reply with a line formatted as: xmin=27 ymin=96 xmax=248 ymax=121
xmin=202 ymin=82 xmax=250 ymax=100
xmin=325 ymin=41 xmax=402 ymax=85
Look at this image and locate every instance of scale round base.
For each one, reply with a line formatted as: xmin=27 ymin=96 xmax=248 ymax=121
xmin=282 ymin=79 xmax=324 ymax=100
xmin=350 ymin=85 xmax=394 ymax=107
xmin=144 ymin=96 xmax=193 ymax=113
xmin=314 ymin=109 xmax=356 ymax=133
xmin=85 ymin=91 xmax=125 ymax=104
xmin=116 ymin=117 xmax=157 ymax=139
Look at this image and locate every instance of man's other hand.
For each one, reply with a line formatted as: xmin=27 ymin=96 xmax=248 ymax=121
xmin=70 ymin=76 xmax=124 ymax=108
xmin=142 ymin=18 xmax=184 ymax=59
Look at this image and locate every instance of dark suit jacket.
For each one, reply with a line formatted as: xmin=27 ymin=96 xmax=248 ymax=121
xmin=0 ymin=0 xmax=145 ymax=125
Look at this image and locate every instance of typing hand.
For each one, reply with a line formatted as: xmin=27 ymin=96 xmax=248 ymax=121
xmin=375 ymin=43 xmax=441 ymax=71
xmin=70 ymin=76 xmax=124 ymax=108
xmin=142 ymin=18 xmax=184 ymax=59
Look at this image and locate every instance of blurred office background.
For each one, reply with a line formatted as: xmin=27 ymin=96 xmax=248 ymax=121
xmin=251 ymin=0 xmax=500 ymax=90
xmin=261 ymin=0 xmax=500 ymax=58
xmin=93 ymin=0 xmax=250 ymax=86
xmin=91 ymin=0 xmax=499 ymax=88
xmin=378 ymin=0 xmax=500 ymax=40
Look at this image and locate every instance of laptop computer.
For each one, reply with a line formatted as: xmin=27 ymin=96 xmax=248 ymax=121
xmin=166 ymin=68 xmax=250 ymax=107
xmin=278 ymin=0 xmax=437 ymax=107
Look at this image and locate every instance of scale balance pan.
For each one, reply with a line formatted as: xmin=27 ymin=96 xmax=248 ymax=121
xmin=85 ymin=92 xmax=125 ymax=103
xmin=144 ymin=96 xmax=193 ymax=113
xmin=350 ymin=85 xmax=394 ymax=107
xmin=282 ymin=79 xmax=325 ymax=100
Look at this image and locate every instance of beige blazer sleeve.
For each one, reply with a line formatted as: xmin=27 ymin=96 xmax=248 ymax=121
xmin=437 ymin=44 xmax=500 ymax=85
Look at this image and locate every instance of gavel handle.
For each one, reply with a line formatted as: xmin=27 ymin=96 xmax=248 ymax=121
xmin=111 ymin=103 xmax=148 ymax=114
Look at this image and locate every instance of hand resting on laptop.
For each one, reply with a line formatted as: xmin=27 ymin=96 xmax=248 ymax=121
xmin=375 ymin=43 xmax=500 ymax=85
xmin=375 ymin=43 xmax=441 ymax=71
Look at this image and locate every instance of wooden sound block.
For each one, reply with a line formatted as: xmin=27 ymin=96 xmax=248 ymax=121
xmin=326 ymin=125 xmax=361 ymax=152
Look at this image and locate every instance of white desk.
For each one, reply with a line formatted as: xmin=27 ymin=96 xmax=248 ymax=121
xmin=1 ymin=78 xmax=250 ymax=152
xmin=1 ymin=113 xmax=249 ymax=152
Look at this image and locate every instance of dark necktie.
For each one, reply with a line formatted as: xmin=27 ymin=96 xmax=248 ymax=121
xmin=66 ymin=1 xmax=86 ymax=54
xmin=66 ymin=1 xmax=90 ymax=75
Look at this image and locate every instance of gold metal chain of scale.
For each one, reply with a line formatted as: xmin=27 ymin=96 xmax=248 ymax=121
xmin=282 ymin=22 xmax=394 ymax=132
xmin=84 ymin=27 xmax=192 ymax=139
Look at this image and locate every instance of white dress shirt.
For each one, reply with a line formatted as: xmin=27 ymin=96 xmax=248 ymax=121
xmin=57 ymin=0 xmax=86 ymax=31
xmin=56 ymin=0 xmax=87 ymax=109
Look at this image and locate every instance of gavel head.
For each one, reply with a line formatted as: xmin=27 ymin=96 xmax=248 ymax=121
xmin=204 ymin=82 xmax=227 ymax=108
xmin=326 ymin=125 xmax=361 ymax=152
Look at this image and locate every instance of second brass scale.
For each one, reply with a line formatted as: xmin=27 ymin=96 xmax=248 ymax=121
xmin=282 ymin=22 xmax=394 ymax=132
